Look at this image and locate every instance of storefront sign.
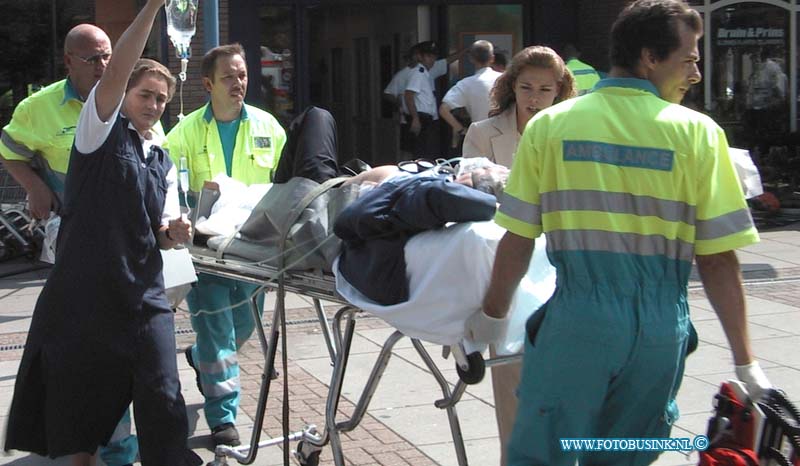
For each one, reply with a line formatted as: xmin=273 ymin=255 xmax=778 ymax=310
xmin=716 ymin=27 xmax=785 ymax=46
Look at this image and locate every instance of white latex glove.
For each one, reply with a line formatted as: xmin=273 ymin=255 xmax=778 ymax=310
xmin=735 ymin=360 xmax=772 ymax=401
xmin=465 ymin=311 xmax=509 ymax=345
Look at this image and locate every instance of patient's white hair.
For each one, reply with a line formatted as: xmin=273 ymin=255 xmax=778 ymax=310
xmin=457 ymin=158 xmax=509 ymax=197
xmin=456 ymin=157 xmax=495 ymax=176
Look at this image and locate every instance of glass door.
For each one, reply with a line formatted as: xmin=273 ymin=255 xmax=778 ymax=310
xmin=259 ymin=6 xmax=296 ymax=127
xmin=710 ymin=2 xmax=790 ymax=146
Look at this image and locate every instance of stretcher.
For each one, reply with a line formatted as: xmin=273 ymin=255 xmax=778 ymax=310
xmin=0 ymin=207 xmax=42 ymax=262
xmin=186 ymin=178 xmax=555 ymax=466
xmin=190 ymin=248 xmax=506 ymax=466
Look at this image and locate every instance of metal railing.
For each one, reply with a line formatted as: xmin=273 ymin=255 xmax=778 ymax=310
xmin=0 ymin=166 xmax=26 ymax=205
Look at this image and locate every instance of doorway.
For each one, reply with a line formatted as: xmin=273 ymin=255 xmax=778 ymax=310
xmin=307 ymin=4 xmax=420 ymax=165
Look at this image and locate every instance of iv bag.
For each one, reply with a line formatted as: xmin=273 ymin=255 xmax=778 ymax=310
xmin=178 ymin=157 xmax=190 ymax=193
xmin=166 ymin=0 xmax=199 ymax=59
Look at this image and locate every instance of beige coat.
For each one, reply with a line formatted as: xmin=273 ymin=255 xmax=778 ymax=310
xmin=461 ymin=105 xmax=523 ymax=466
xmin=462 ymin=105 xmax=520 ymax=168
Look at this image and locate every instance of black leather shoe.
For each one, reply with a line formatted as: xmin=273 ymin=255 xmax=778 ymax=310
xmin=212 ymin=422 xmax=241 ymax=446
xmin=184 ymin=347 xmax=204 ymax=396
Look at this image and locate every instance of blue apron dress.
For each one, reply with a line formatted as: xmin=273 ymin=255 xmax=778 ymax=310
xmin=4 ymin=116 xmax=201 ymax=465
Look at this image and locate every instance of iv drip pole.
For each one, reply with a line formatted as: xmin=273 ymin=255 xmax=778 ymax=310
xmin=203 ymin=0 xmax=220 ymax=51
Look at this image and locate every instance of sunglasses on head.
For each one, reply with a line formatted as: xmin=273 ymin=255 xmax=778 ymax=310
xmin=398 ymin=158 xmax=456 ymax=176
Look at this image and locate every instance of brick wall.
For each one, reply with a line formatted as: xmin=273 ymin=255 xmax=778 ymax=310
xmin=96 ymin=0 xmax=137 ymax=44
xmin=164 ymin=1 xmax=230 ymax=129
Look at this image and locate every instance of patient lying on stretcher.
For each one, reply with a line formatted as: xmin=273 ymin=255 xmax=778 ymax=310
xmin=193 ymin=158 xmax=505 ymax=239
xmin=332 ymin=158 xmax=555 ymax=353
xmin=192 ymin=104 xmax=509 ymax=263
xmin=191 ymin=106 xmax=556 ymax=352
xmin=334 ymin=158 xmax=508 ymax=306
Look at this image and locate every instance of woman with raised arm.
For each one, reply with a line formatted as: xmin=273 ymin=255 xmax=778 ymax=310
xmin=4 ymin=1 xmax=201 ymax=465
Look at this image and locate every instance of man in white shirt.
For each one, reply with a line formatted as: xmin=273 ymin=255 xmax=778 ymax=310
xmin=403 ymin=41 xmax=449 ymax=158
xmin=383 ymin=49 xmax=417 ymax=116
xmin=440 ymin=40 xmax=501 ymax=137
xmin=383 ymin=49 xmax=418 ymax=160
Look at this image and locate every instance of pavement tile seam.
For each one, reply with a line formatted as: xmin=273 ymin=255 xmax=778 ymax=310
xmin=697 ymin=339 xmax=768 ymax=362
xmin=747 ymin=311 xmax=800 ymax=334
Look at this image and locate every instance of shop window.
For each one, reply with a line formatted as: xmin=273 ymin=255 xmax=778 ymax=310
xmin=259 ymin=6 xmax=295 ymax=125
xmin=446 ymin=5 xmax=523 ymax=84
xmin=709 ymin=3 xmax=789 ymax=145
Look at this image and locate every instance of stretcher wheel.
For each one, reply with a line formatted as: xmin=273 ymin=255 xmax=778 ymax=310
xmin=456 ymin=351 xmax=485 ymax=385
xmin=294 ymin=441 xmax=321 ymax=466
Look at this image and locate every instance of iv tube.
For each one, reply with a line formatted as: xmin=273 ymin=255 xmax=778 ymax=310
xmin=178 ymin=157 xmax=191 ymax=249
xmin=177 ymin=58 xmax=188 ymax=119
xmin=165 ymin=0 xmax=199 ymax=119
xmin=178 ymin=156 xmax=190 ymax=214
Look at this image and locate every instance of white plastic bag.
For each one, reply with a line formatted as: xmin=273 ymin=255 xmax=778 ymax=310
xmin=161 ymin=247 xmax=197 ymax=309
xmin=496 ymin=242 xmax=556 ymax=355
xmin=729 ymin=148 xmax=763 ymax=199
xmin=194 ymin=174 xmax=272 ymax=237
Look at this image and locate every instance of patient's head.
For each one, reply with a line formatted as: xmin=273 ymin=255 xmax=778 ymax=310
xmin=343 ymin=159 xmax=509 ymax=196
xmin=455 ymin=163 xmax=509 ymax=197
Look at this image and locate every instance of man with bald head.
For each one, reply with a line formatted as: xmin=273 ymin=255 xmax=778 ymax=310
xmin=0 ymin=24 xmax=111 ymax=221
xmin=0 ymin=24 xmax=139 ymax=466
xmin=439 ymin=40 xmax=501 ymax=136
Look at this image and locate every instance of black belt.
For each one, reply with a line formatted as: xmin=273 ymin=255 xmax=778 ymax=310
xmin=403 ymin=112 xmax=433 ymax=121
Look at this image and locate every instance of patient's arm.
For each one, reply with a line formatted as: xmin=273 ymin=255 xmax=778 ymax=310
xmin=342 ymin=166 xmax=400 ymax=186
xmin=482 ymin=231 xmax=535 ymax=319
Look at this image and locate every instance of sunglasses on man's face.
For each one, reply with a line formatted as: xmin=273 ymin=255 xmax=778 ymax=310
xmin=70 ymin=53 xmax=112 ymax=66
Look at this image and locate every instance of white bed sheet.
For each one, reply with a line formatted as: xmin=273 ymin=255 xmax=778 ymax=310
xmin=194 ymin=174 xmax=272 ymax=237
xmin=333 ymin=221 xmax=556 ymax=355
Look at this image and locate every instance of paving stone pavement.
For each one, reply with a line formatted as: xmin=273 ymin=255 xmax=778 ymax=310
xmin=0 ymin=224 xmax=798 ymax=466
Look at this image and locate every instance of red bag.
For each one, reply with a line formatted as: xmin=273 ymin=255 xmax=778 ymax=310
xmin=699 ymin=443 xmax=759 ymax=466
xmin=699 ymin=382 xmax=761 ymax=466
xmin=700 ymin=382 xmax=800 ymax=466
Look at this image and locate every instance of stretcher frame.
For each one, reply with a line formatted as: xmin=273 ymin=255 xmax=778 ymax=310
xmin=191 ymin=249 xmax=520 ymax=466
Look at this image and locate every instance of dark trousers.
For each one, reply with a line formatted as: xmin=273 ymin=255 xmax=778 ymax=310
xmin=272 ymin=106 xmax=340 ymax=184
xmin=400 ymin=113 xmax=438 ymax=160
xmin=132 ymin=307 xmax=201 ymax=465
